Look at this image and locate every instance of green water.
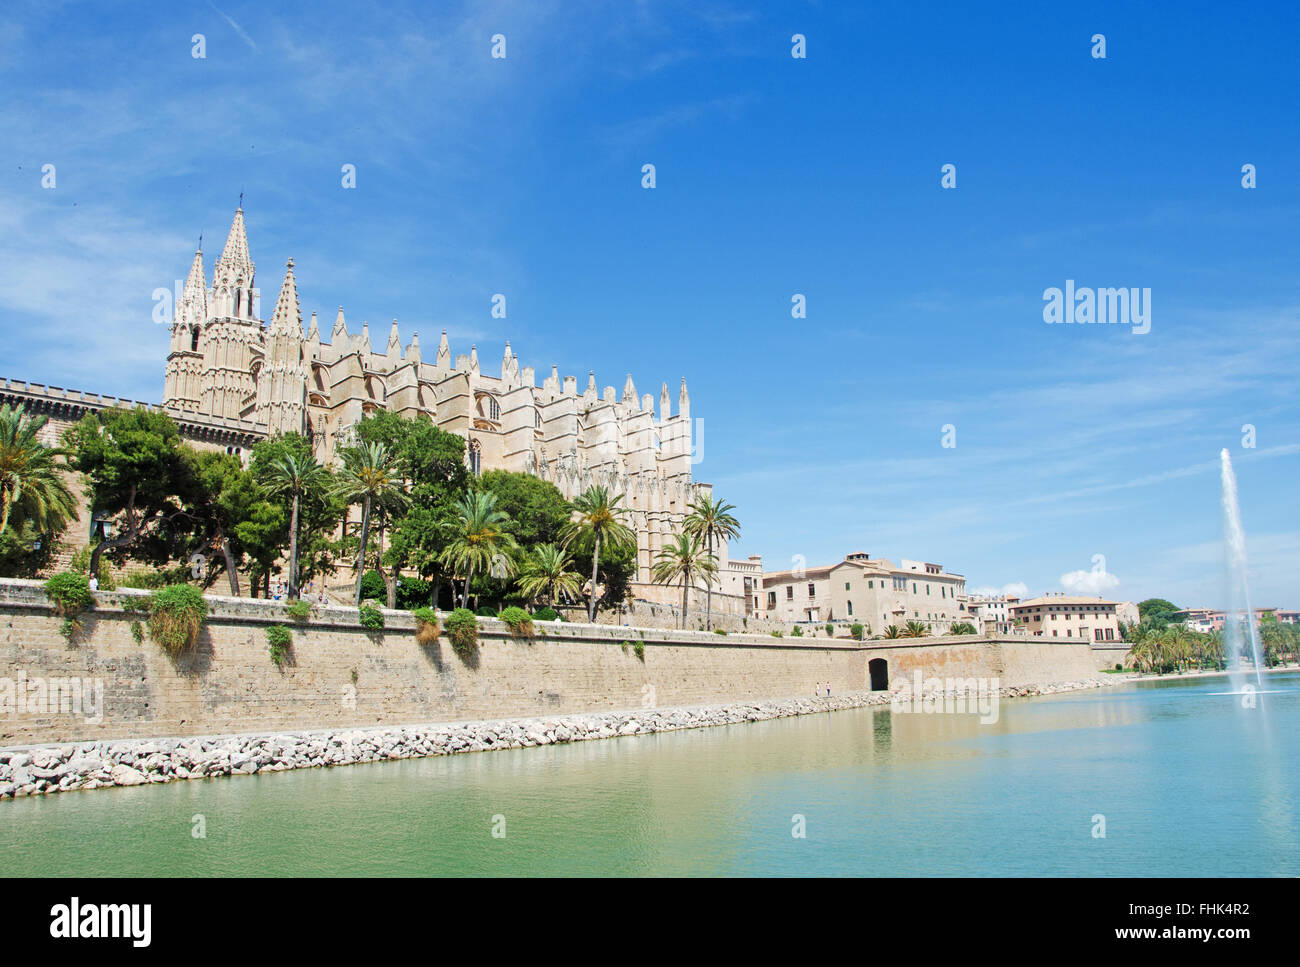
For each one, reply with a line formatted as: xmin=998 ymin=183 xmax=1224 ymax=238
xmin=3 ymin=673 xmax=1297 ymax=876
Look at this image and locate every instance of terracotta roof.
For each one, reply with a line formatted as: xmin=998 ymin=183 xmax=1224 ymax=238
xmin=1012 ymin=596 xmax=1117 ymax=610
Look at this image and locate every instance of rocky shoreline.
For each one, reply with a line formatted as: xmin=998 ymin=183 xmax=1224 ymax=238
xmin=0 ymin=678 xmax=1114 ymax=800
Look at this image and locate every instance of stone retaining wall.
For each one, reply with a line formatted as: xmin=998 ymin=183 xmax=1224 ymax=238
xmin=0 ymin=579 xmax=1101 ymax=746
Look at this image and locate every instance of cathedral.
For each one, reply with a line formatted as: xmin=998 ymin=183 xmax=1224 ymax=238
xmin=160 ymin=205 xmax=714 ymax=597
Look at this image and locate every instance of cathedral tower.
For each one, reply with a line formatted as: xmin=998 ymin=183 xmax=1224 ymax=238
xmin=197 ymin=206 xmax=261 ymax=420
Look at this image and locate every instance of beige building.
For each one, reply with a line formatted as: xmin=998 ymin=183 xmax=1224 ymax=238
xmin=717 ymin=555 xmax=765 ymax=619
xmin=6 ymin=204 xmax=743 ymax=609
xmin=968 ymin=593 xmax=1021 ymax=635
xmin=1010 ymin=594 xmax=1121 ymax=642
xmin=762 ymin=551 xmax=971 ymax=634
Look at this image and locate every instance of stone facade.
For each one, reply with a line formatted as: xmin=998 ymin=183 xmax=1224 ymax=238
xmin=1011 ymin=594 xmax=1122 ymax=643
xmin=762 ymin=551 xmax=972 ymax=634
xmin=0 ymin=579 xmax=1103 ymax=746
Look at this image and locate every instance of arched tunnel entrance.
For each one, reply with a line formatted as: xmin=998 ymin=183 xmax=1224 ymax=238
xmin=869 ymin=658 xmax=889 ymax=691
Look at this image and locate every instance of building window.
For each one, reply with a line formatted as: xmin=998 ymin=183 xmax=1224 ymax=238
xmin=786 ymin=586 xmax=793 ymax=600
xmin=767 ymin=592 xmax=776 ymax=608
xmin=808 ymin=583 xmax=816 ymax=597
xmin=848 ymin=601 xmax=853 ymax=615
xmin=468 ymin=439 xmax=482 ymax=475
xmin=845 ymin=582 xmax=851 ymax=591
xmin=190 ymin=327 xmax=199 ymax=352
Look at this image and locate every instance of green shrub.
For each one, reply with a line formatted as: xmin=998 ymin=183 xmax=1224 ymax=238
xmin=360 ymin=569 xmax=386 ymax=602
xmin=396 ymin=577 xmax=434 ymax=611
xmin=266 ymin=625 xmax=293 ymax=667
xmin=851 ymin=623 xmax=865 ymax=641
xmin=632 ymin=640 xmax=645 ymax=662
xmin=531 ymin=606 xmax=560 ymax=622
xmin=412 ymin=607 xmax=440 ymax=645
xmin=147 ymin=584 xmax=208 ymax=654
xmin=498 ymin=606 xmax=534 ymax=638
xmin=825 ymin=623 xmax=834 ymax=637
xmin=444 ymin=608 xmax=478 ymax=655
xmin=791 ymin=626 xmax=804 ymax=637
xmin=714 ymin=628 xmax=728 ymax=635
xmin=130 ymin=620 xmax=144 ymax=644
xmin=358 ymin=604 xmax=384 ymax=631
xmin=44 ymin=572 xmax=93 ymax=617
xmin=771 ymin=630 xmax=783 ymax=637
xmin=475 ymin=606 xmax=498 ymax=618
xmin=285 ymin=600 xmax=311 ymax=623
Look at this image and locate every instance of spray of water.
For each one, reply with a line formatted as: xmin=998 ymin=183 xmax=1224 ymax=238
xmin=1220 ymin=449 xmax=1264 ymax=689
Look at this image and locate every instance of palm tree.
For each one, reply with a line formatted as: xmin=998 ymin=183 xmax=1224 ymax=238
xmin=440 ymin=490 xmax=518 ymax=609
xmin=516 ymin=543 xmax=582 ymax=608
xmin=882 ymin=625 xmax=903 ymax=639
xmin=650 ymin=532 xmax=717 ymax=629
xmin=0 ymin=404 xmax=76 ymax=538
xmin=335 ymin=441 xmax=409 ymax=605
xmin=682 ymin=493 xmax=741 ymax=630
xmin=260 ymin=453 xmax=332 ymax=600
xmin=560 ymin=485 xmax=637 ymax=622
xmin=903 ymin=620 xmax=928 ymax=638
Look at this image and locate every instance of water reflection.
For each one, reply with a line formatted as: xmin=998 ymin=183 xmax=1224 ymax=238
xmin=1 ymin=673 xmax=1295 ymax=876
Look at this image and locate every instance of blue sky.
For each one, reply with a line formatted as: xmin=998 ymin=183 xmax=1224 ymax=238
xmin=2 ymin=1 xmax=1298 ymax=609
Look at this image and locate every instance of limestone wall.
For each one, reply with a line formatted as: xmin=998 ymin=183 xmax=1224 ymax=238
xmin=0 ymin=580 xmax=1099 ymax=746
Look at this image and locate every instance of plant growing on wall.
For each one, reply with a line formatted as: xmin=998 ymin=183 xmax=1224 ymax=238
xmin=791 ymin=625 xmax=804 ymax=637
xmin=498 ymin=606 xmax=534 ymax=638
xmin=147 ymin=584 xmax=208 ymax=654
xmin=851 ymin=623 xmax=865 ymax=641
xmin=266 ymin=624 xmax=293 ymax=667
xmin=412 ymin=607 xmax=440 ymax=645
xmin=443 ymin=607 xmax=478 ymax=656
xmin=285 ymin=599 xmax=311 ymax=623
xmin=358 ymin=603 xmax=384 ymax=631
xmin=44 ymin=571 xmax=93 ymax=617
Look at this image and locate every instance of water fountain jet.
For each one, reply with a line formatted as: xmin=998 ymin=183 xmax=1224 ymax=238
xmin=1220 ymin=448 xmax=1264 ymax=690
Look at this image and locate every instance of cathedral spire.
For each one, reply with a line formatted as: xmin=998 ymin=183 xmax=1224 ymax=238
xmin=436 ymin=330 xmax=451 ymax=369
xmin=660 ymin=381 xmax=671 ymax=419
xmin=173 ymin=248 xmax=208 ymax=331
xmin=387 ymin=318 xmax=402 ymax=365
xmin=211 ymin=204 xmax=255 ymax=319
xmin=216 ymin=205 xmax=253 ymax=280
xmin=332 ymin=306 xmax=348 ymax=342
xmin=622 ymin=373 xmax=637 ymax=405
xmin=268 ymin=258 xmax=302 ymax=334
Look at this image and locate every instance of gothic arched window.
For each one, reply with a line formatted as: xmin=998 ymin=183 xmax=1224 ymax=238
xmin=190 ymin=327 xmax=199 ymax=352
xmin=469 ymin=438 xmax=482 ymax=476
xmin=235 ymin=290 xmax=241 ymax=316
